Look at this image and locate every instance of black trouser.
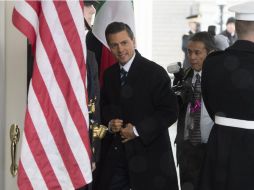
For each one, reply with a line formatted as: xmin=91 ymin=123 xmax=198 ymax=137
xmin=109 ymin=163 xmax=130 ymax=190
xmin=109 ymin=145 xmax=130 ymax=190
xmin=178 ymin=140 xmax=206 ymax=190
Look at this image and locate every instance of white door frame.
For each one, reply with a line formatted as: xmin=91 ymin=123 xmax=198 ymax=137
xmin=1 ymin=2 xmax=27 ymax=190
xmin=0 ymin=1 xmax=6 ymax=189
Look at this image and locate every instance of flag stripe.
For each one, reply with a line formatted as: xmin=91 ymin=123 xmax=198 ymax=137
xmin=32 ymin=52 xmax=86 ymax=187
xmin=28 ymin=79 xmax=74 ymax=188
xmin=18 ymin=162 xmax=34 ymax=190
xmin=24 ymin=111 xmax=62 ymax=189
xmin=26 ymin=1 xmax=41 ymax=16
xmin=67 ymin=1 xmax=87 ymax=69
xmin=41 ymin=2 xmax=89 ymax=133
xmin=39 ymin=2 xmax=91 ymax=160
xmin=42 ymin=1 xmax=87 ymax=118
xmin=55 ymin=1 xmax=87 ymax=91
xmin=20 ymin=134 xmax=48 ymax=190
xmin=12 ymin=4 xmax=37 ymax=47
xmin=13 ymin=1 xmax=92 ymax=189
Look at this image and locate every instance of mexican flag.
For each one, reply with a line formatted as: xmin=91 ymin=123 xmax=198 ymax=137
xmin=91 ymin=0 xmax=135 ymax=85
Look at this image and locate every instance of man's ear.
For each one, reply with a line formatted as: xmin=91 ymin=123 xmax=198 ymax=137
xmin=133 ymin=37 xmax=136 ymax=48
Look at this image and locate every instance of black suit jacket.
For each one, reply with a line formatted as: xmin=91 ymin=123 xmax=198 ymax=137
xmin=199 ymin=40 xmax=254 ymax=190
xmin=98 ymin=51 xmax=179 ymax=190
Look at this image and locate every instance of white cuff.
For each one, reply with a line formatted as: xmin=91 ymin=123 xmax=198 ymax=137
xmin=133 ymin=126 xmax=139 ymax=136
xmin=108 ymin=122 xmax=113 ymax=133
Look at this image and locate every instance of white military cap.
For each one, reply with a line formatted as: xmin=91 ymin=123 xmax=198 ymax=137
xmin=229 ymin=1 xmax=254 ymax=21
xmin=186 ymin=14 xmax=201 ymax=23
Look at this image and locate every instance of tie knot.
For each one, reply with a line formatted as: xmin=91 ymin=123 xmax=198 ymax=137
xmin=120 ymin=68 xmax=128 ymax=86
xmin=120 ymin=68 xmax=127 ymax=76
xmin=195 ymin=73 xmax=200 ymax=80
xmin=194 ymin=73 xmax=201 ymax=93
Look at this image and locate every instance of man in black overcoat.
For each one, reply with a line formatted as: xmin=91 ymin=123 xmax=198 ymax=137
xmin=198 ymin=2 xmax=254 ymax=190
xmin=97 ymin=22 xmax=179 ymax=190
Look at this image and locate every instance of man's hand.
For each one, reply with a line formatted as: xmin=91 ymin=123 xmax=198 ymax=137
xmin=108 ymin=119 xmax=123 ymax=133
xmin=120 ymin=123 xmax=137 ymax=143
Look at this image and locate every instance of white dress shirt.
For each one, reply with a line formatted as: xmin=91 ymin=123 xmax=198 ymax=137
xmin=184 ymin=71 xmax=214 ymax=143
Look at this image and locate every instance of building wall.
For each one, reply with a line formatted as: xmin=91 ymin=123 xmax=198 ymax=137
xmin=151 ymin=0 xmax=246 ymax=70
xmin=152 ymin=0 xmax=194 ymax=70
xmin=0 ymin=2 xmax=6 ymax=189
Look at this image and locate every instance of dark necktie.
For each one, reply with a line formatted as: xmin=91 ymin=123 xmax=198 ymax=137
xmin=120 ymin=68 xmax=128 ymax=86
xmin=189 ymin=73 xmax=201 ymax=145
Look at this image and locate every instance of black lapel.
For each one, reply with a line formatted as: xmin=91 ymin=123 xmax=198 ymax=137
xmin=126 ymin=51 xmax=143 ymax=85
xmin=111 ymin=64 xmax=121 ymax=89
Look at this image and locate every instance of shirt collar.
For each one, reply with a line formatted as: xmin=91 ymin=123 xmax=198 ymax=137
xmin=85 ymin=29 xmax=89 ymax=36
xmin=119 ymin=52 xmax=136 ymax=72
xmin=194 ymin=70 xmax=202 ymax=77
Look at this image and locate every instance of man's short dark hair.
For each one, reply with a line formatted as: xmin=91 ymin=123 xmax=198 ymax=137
xmin=226 ymin=17 xmax=235 ymax=25
xmin=189 ymin=31 xmax=216 ymax=53
xmin=105 ymin=22 xmax=134 ymax=44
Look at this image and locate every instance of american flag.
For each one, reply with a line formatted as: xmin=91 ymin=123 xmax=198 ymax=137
xmin=12 ymin=1 xmax=92 ymax=189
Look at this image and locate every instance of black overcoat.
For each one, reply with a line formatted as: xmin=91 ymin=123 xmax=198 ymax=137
xmin=199 ymin=40 xmax=254 ymax=190
xmin=97 ymin=51 xmax=179 ymax=190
